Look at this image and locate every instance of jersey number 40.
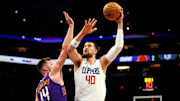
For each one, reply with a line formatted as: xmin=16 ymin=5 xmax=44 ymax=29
xmin=86 ymin=75 xmax=95 ymax=84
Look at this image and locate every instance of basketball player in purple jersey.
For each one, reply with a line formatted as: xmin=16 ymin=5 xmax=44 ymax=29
xmin=67 ymin=9 xmax=124 ymax=101
xmin=35 ymin=11 xmax=74 ymax=101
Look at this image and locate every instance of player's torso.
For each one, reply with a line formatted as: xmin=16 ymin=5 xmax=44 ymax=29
xmin=36 ymin=73 xmax=67 ymax=101
xmin=74 ymin=59 xmax=106 ymax=101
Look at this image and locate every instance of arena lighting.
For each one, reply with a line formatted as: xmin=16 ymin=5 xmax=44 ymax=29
xmin=120 ymin=85 xmax=124 ymax=90
xmin=34 ymin=37 xmax=42 ymax=41
xmin=22 ymin=35 xmax=25 ymax=39
xmin=16 ymin=47 xmax=28 ymax=52
xmin=68 ymin=68 xmax=72 ymax=72
xmin=142 ymin=77 xmax=155 ymax=92
xmin=123 ymin=44 xmax=135 ymax=49
xmin=126 ymin=26 xmax=130 ymax=30
xmin=0 ymin=55 xmax=73 ymax=65
xmin=112 ymin=34 xmax=116 ymax=38
xmin=133 ymin=95 xmax=162 ymax=101
xmin=123 ymin=45 xmax=129 ymax=49
xmin=151 ymin=32 xmax=155 ymax=35
xmin=157 ymin=53 xmax=178 ymax=61
xmin=1 ymin=33 xmax=179 ymax=43
xmin=177 ymin=42 xmax=180 ymax=45
xmin=99 ymin=35 xmax=103 ymax=38
xmin=149 ymin=64 xmax=161 ymax=68
xmin=117 ymin=66 xmax=130 ymax=70
xmin=23 ymin=18 xmax=26 ymax=22
xmin=0 ymin=53 xmax=179 ymax=65
xmin=0 ymin=55 xmax=39 ymax=65
xmin=60 ymin=20 xmax=63 ymax=23
xmin=117 ymin=55 xmax=151 ymax=63
xmin=15 ymin=10 xmax=18 ymax=14
xmin=148 ymin=43 xmax=160 ymax=48
xmin=151 ymin=55 xmax=155 ymax=61
xmin=168 ymin=28 xmax=171 ymax=32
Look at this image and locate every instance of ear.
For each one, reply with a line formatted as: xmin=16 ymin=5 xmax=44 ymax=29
xmin=94 ymin=49 xmax=98 ymax=54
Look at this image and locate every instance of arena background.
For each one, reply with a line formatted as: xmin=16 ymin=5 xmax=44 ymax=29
xmin=2 ymin=0 xmax=180 ymax=101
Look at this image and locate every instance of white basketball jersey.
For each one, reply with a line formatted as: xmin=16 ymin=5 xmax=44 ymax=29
xmin=74 ymin=59 xmax=106 ymax=101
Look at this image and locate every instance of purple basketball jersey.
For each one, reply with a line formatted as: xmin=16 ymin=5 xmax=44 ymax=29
xmin=36 ymin=73 xmax=67 ymax=101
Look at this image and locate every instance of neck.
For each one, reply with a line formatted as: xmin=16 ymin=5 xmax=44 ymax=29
xmin=86 ymin=56 xmax=96 ymax=65
xmin=42 ymin=70 xmax=48 ymax=77
xmin=42 ymin=73 xmax=46 ymax=77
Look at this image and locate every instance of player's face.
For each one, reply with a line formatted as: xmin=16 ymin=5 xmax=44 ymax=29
xmin=83 ymin=42 xmax=97 ymax=58
xmin=45 ymin=60 xmax=53 ymax=72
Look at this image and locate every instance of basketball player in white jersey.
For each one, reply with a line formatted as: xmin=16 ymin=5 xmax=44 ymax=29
xmin=67 ymin=9 xmax=124 ymax=101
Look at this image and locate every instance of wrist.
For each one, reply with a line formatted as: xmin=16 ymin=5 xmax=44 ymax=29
xmin=71 ymin=38 xmax=80 ymax=48
xmin=69 ymin=24 xmax=74 ymax=28
xmin=118 ymin=22 xmax=123 ymax=29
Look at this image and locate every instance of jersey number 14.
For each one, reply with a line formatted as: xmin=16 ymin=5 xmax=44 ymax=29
xmin=39 ymin=86 xmax=50 ymax=101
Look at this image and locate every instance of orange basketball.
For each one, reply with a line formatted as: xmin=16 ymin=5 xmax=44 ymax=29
xmin=103 ymin=2 xmax=122 ymax=21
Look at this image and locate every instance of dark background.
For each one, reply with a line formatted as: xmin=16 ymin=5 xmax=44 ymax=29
xmin=1 ymin=0 xmax=180 ymax=101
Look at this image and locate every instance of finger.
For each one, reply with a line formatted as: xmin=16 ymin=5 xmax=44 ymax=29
xmin=88 ymin=18 xmax=91 ymax=25
xmin=63 ymin=11 xmax=66 ymax=14
xmin=120 ymin=8 xmax=124 ymax=16
xmin=63 ymin=12 xmax=68 ymax=18
xmin=85 ymin=20 xmax=87 ymax=25
xmin=92 ymin=20 xmax=97 ymax=28
xmin=64 ymin=13 xmax=71 ymax=22
xmin=63 ymin=11 xmax=66 ymax=17
xmin=90 ymin=18 xmax=95 ymax=25
xmin=66 ymin=13 xmax=70 ymax=19
xmin=93 ymin=27 xmax=97 ymax=32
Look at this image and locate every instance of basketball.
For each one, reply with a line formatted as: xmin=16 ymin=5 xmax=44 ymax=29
xmin=103 ymin=2 xmax=122 ymax=21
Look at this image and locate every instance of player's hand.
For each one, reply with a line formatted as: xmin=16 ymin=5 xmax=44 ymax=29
xmin=63 ymin=11 xmax=74 ymax=26
xmin=115 ymin=8 xmax=124 ymax=24
xmin=82 ymin=18 xmax=97 ymax=35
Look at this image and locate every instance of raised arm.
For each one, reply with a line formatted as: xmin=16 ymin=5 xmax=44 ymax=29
xmin=67 ymin=18 xmax=97 ymax=71
xmin=100 ymin=8 xmax=124 ymax=73
xmin=62 ymin=11 xmax=74 ymax=50
xmin=35 ymin=91 xmax=39 ymax=101
xmin=50 ymin=11 xmax=74 ymax=76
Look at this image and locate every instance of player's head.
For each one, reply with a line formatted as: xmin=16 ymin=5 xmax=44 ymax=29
xmin=36 ymin=57 xmax=53 ymax=76
xmin=82 ymin=41 xmax=100 ymax=58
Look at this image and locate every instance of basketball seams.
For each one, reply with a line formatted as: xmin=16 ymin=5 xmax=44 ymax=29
xmin=103 ymin=9 xmax=121 ymax=12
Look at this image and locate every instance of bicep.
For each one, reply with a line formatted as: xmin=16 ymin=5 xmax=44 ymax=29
xmin=35 ymin=91 xmax=39 ymax=101
xmin=35 ymin=96 xmax=39 ymax=101
xmin=50 ymin=50 xmax=67 ymax=75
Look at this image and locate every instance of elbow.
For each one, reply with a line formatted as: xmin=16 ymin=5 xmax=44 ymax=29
xmin=67 ymin=45 xmax=74 ymax=54
xmin=115 ymin=40 xmax=124 ymax=50
xmin=67 ymin=49 xmax=71 ymax=54
xmin=61 ymin=46 xmax=67 ymax=53
xmin=114 ymin=46 xmax=123 ymax=53
xmin=116 ymin=44 xmax=123 ymax=50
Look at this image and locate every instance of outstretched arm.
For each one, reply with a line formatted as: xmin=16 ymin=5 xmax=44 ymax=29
xmin=35 ymin=96 xmax=39 ymax=101
xmin=62 ymin=11 xmax=74 ymax=50
xmin=35 ymin=90 xmax=39 ymax=101
xmin=100 ymin=8 xmax=124 ymax=73
xmin=67 ymin=18 xmax=97 ymax=71
xmin=50 ymin=11 xmax=74 ymax=76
